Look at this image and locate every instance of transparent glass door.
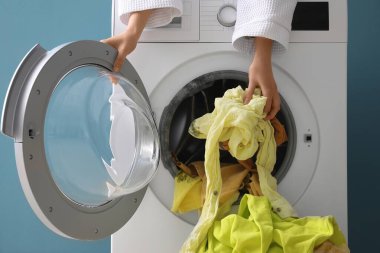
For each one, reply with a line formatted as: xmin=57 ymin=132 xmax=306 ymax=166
xmin=44 ymin=65 xmax=159 ymax=207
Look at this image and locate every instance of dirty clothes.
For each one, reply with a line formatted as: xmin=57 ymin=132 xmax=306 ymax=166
xmin=172 ymin=162 xmax=250 ymax=214
xmin=314 ymin=240 xmax=350 ymax=253
xmin=197 ymin=195 xmax=349 ymax=253
xmin=172 ymin=116 xmax=287 ymax=213
xmin=225 ymin=147 xmax=263 ymax=197
xmin=188 ymin=86 xmax=296 ymax=219
xmin=196 ymin=162 xmax=250 ymax=206
xmin=180 ymin=86 xmax=296 ymax=253
xmin=270 ymin=117 xmax=288 ymax=146
xmin=247 ymin=170 xmax=262 ymax=196
xmin=220 ymin=116 xmax=287 ymax=149
xmin=172 ymin=172 xmax=203 ymax=213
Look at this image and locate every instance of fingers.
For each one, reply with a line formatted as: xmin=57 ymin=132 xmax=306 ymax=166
xmin=100 ymin=37 xmax=125 ymax=72
xmin=110 ymin=75 xmax=119 ymax=85
xmin=244 ymin=80 xmax=257 ymax=104
xmin=113 ymin=52 xmax=125 ymax=72
xmin=264 ymin=92 xmax=280 ymax=120
xmin=100 ymin=38 xmax=113 ymax=47
xmin=246 ymin=85 xmax=280 ymax=120
xmin=244 ymin=87 xmax=254 ymax=104
xmin=263 ymin=96 xmax=272 ymax=114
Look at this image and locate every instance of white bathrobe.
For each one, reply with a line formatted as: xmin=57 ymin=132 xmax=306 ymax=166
xmin=118 ymin=0 xmax=297 ymax=55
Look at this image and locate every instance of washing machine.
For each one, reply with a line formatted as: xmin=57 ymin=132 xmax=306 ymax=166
xmin=0 ymin=0 xmax=347 ymax=252
xmin=111 ymin=0 xmax=348 ymax=252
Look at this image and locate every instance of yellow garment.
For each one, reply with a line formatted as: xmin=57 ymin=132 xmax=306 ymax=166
xmin=197 ymin=162 xmax=250 ymax=205
xmin=172 ymin=172 xmax=203 ymax=213
xmin=172 ymin=116 xmax=287 ymax=214
xmin=181 ymin=86 xmax=296 ymax=252
xmin=172 ymin=153 xmax=263 ymax=214
xmin=188 ymin=86 xmax=296 ymax=218
xmin=172 ymin=162 xmax=250 ymax=214
xmin=197 ymin=195 xmax=349 ymax=253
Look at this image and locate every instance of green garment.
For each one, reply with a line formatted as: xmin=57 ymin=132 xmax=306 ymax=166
xmin=181 ymin=86 xmax=296 ymax=253
xmin=197 ymin=195 xmax=348 ymax=253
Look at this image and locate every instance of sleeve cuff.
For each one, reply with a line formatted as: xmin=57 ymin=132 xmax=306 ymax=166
xmin=119 ymin=0 xmax=183 ymax=28
xmin=232 ymin=20 xmax=291 ymax=56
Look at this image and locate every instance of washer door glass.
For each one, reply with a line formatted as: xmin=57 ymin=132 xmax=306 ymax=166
xmin=44 ymin=65 xmax=159 ymax=207
xmin=1 ymin=41 xmax=159 ymax=239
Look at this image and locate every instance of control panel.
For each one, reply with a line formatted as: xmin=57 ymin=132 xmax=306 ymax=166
xmin=199 ymin=0 xmax=237 ymax=42
xmin=112 ymin=0 xmax=347 ymax=43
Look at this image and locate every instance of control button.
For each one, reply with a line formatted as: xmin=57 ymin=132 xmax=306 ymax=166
xmin=217 ymin=4 xmax=237 ymax=27
xmin=304 ymin=134 xmax=312 ymax=143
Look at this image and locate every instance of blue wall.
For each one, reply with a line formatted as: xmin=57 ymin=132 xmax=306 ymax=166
xmin=347 ymin=0 xmax=380 ymax=252
xmin=0 ymin=0 xmax=111 ymax=252
xmin=1 ymin=0 xmax=380 ymax=252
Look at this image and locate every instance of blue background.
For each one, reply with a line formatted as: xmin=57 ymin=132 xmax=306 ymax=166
xmin=0 ymin=0 xmax=111 ymax=252
xmin=0 ymin=0 xmax=379 ymax=252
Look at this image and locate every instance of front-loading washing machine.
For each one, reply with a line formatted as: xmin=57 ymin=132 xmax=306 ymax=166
xmin=112 ymin=0 xmax=348 ymax=252
xmin=0 ymin=0 xmax=348 ymax=252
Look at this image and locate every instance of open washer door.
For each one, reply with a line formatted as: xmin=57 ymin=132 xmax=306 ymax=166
xmin=1 ymin=40 xmax=160 ymax=240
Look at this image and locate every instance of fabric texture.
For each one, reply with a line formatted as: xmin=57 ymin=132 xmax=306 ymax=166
xmin=180 ymin=86 xmax=296 ymax=252
xmin=171 ymin=117 xmax=287 ymax=214
xmin=189 ymin=86 xmax=297 ymax=218
xmin=232 ymin=0 xmax=297 ymax=55
xmin=197 ymin=195 xmax=349 ymax=253
xmin=118 ymin=0 xmax=183 ymax=28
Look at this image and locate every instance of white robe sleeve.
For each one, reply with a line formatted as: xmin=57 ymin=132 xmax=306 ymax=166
xmin=118 ymin=0 xmax=183 ymax=28
xmin=232 ymin=0 xmax=297 ymax=55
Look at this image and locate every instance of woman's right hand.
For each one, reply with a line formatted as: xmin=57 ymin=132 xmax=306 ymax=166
xmin=101 ymin=31 xmax=138 ymax=72
xmin=101 ymin=10 xmax=152 ymax=72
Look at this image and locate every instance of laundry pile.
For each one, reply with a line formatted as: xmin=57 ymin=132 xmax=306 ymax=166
xmin=172 ymin=117 xmax=287 ymax=215
xmin=171 ymin=86 xmax=349 ymax=253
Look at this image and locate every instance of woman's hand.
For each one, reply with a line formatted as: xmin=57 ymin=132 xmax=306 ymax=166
xmin=244 ymin=37 xmax=280 ymax=120
xmin=101 ymin=10 xmax=152 ymax=72
xmin=101 ymin=31 xmax=138 ymax=72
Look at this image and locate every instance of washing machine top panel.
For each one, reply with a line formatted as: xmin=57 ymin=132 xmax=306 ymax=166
xmin=112 ymin=0 xmax=347 ymax=43
xmin=1 ymin=40 xmax=160 ymax=240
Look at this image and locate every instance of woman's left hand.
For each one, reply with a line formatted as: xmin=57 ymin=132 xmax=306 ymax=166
xmin=244 ymin=37 xmax=280 ymax=120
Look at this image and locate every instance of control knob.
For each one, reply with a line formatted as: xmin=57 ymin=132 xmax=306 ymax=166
xmin=217 ymin=5 xmax=237 ymax=27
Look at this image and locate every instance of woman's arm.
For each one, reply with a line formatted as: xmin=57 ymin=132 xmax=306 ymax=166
xmin=246 ymin=37 xmax=280 ymax=120
xmin=233 ymin=0 xmax=297 ymax=120
xmin=101 ymin=10 xmax=152 ymax=72
xmin=102 ymin=0 xmax=183 ymax=72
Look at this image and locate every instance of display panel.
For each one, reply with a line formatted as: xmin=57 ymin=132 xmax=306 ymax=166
xmin=292 ymin=2 xmax=329 ymax=31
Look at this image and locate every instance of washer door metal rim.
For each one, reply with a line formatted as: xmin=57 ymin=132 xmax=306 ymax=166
xmin=1 ymin=40 xmax=151 ymax=240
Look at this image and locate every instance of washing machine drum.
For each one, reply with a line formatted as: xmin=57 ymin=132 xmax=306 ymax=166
xmin=1 ymin=41 xmax=160 ymax=240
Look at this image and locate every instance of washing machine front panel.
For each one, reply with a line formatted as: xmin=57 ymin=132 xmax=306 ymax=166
xmin=1 ymin=40 xmax=160 ymax=240
xmin=144 ymin=49 xmax=319 ymax=225
xmin=110 ymin=0 xmax=348 ymax=248
xmin=111 ymin=42 xmax=348 ymax=253
xmin=125 ymin=42 xmax=347 ymax=238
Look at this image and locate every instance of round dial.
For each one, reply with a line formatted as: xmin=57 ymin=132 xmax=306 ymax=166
xmin=217 ymin=4 xmax=237 ymax=27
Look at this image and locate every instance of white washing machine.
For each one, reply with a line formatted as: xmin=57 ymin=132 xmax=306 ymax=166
xmin=112 ymin=0 xmax=347 ymax=252
xmin=0 ymin=0 xmax=347 ymax=252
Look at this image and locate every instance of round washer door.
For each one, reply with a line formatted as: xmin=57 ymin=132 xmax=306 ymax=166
xmin=1 ymin=40 xmax=160 ymax=240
